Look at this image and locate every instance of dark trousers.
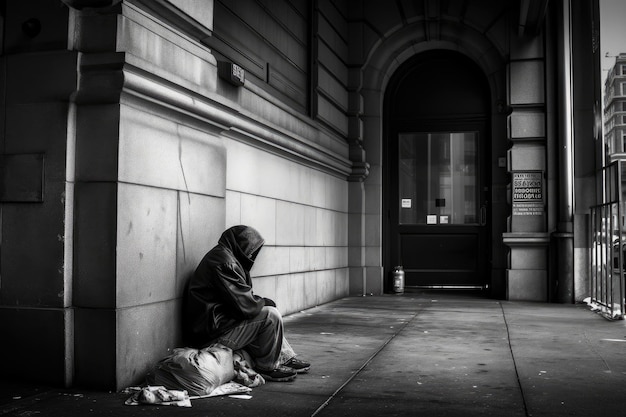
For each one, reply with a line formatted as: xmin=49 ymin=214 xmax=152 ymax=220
xmin=213 ymin=306 xmax=295 ymax=371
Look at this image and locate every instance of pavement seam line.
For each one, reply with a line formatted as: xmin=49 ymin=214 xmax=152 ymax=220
xmin=582 ymin=331 xmax=612 ymax=372
xmin=499 ymin=302 xmax=530 ymax=417
xmin=310 ymin=307 xmax=422 ymax=417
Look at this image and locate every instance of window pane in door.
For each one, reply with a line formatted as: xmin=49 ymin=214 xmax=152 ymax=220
xmin=399 ymin=132 xmax=478 ymax=225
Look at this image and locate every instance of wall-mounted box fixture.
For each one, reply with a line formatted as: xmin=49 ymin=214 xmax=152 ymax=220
xmin=217 ymin=61 xmax=245 ymax=86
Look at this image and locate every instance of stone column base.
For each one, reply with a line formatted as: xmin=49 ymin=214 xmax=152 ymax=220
xmin=503 ymin=232 xmax=550 ymax=301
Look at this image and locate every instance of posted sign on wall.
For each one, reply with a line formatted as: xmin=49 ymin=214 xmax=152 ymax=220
xmin=512 ymin=171 xmax=543 ymax=216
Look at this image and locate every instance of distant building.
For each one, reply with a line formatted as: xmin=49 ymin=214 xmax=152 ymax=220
xmin=605 ymin=53 xmax=626 ymax=161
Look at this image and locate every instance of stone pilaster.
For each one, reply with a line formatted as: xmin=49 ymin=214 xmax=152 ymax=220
xmin=503 ymin=34 xmax=550 ymax=301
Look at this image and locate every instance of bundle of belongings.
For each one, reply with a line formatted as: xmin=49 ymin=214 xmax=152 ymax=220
xmin=125 ymin=344 xmax=265 ymax=407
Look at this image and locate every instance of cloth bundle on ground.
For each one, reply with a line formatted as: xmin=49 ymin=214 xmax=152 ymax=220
xmin=146 ymin=344 xmax=265 ymax=397
xmin=147 ymin=344 xmax=235 ymax=396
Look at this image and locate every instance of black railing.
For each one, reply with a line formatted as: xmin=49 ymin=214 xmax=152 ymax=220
xmin=590 ymin=203 xmax=624 ymax=319
xmin=589 ymin=162 xmax=625 ymax=319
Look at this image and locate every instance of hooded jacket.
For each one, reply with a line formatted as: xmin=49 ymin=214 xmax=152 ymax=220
xmin=185 ymin=225 xmax=266 ymax=345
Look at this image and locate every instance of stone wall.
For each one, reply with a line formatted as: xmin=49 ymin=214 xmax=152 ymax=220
xmin=0 ymin=0 xmax=352 ymax=390
xmin=0 ymin=0 xmax=77 ymax=387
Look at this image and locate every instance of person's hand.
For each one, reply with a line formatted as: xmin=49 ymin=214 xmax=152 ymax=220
xmin=263 ymin=297 xmax=276 ymax=307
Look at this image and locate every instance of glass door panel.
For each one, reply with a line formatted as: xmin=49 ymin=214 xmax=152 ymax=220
xmin=399 ymin=132 xmax=478 ymax=225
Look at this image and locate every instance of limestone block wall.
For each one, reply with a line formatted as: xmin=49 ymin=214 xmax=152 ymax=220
xmin=67 ymin=0 xmax=230 ymax=389
xmin=206 ymin=0 xmax=352 ymax=310
xmin=70 ymin=0 xmax=351 ymax=389
xmin=72 ymin=100 xmax=227 ymax=388
xmin=224 ymin=140 xmax=349 ymax=315
xmin=0 ymin=0 xmax=349 ymax=390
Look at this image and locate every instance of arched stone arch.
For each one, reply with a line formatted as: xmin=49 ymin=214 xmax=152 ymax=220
xmin=360 ymin=19 xmax=507 ymax=120
xmin=348 ymin=18 xmax=508 ymax=295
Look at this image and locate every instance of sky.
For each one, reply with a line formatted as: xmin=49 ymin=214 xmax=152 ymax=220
xmin=600 ymin=0 xmax=626 ymax=85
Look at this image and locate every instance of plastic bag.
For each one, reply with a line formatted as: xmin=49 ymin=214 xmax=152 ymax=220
xmin=147 ymin=344 xmax=235 ymax=396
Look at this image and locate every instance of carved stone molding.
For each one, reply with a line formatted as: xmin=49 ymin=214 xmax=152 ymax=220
xmin=120 ymin=65 xmax=353 ymax=179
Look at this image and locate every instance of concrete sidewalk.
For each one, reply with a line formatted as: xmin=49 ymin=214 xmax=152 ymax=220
xmin=2 ymin=291 xmax=626 ymax=416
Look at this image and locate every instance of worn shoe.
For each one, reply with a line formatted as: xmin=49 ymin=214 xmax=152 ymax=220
xmin=283 ymin=357 xmax=311 ymax=374
xmin=256 ymin=365 xmax=297 ymax=382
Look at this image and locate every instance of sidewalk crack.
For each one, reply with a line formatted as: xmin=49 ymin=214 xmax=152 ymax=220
xmin=499 ymin=302 xmax=530 ymax=417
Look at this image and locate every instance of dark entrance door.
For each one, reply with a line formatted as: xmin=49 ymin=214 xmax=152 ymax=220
xmin=384 ymin=50 xmax=491 ymax=290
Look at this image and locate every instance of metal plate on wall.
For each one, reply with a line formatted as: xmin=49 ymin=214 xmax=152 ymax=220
xmin=0 ymin=153 xmax=44 ymax=202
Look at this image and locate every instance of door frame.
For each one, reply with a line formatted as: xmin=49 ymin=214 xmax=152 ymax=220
xmin=382 ymin=51 xmax=493 ymax=293
xmin=387 ymin=118 xmax=490 ymax=290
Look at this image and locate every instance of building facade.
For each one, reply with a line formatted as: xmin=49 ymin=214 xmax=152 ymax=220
xmin=605 ymin=53 xmax=626 ymax=160
xmin=0 ymin=0 xmax=603 ymax=389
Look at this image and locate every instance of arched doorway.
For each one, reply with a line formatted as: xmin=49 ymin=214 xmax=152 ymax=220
xmin=383 ymin=50 xmax=492 ymax=291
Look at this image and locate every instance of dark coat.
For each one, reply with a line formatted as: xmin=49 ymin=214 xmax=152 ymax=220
xmin=185 ymin=225 xmax=266 ymax=346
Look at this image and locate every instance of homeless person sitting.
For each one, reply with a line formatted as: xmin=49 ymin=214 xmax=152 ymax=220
xmin=184 ymin=225 xmax=311 ymax=382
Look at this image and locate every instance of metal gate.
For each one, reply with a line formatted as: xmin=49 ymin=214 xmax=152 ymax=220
xmin=589 ymin=162 xmax=625 ymax=320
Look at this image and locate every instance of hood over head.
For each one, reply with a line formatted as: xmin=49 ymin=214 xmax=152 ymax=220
xmin=218 ymin=225 xmax=265 ymax=271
